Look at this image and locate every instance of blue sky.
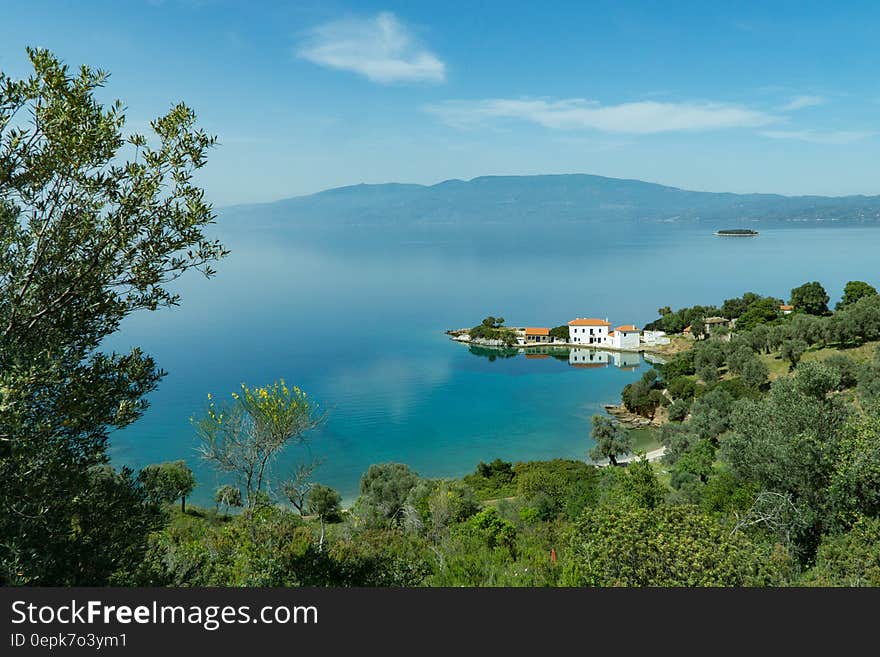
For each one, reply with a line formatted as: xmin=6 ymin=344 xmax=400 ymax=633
xmin=2 ymin=1 xmax=880 ymax=205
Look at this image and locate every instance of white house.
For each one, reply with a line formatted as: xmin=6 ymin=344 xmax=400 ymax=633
xmin=608 ymin=325 xmax=641 ymax=350
xmin=567 ymin=318 xmax=611 ymax=345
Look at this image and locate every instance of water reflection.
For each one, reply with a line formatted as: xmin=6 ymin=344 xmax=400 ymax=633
xmin=467 ymin=344 xmax=643 ymax=370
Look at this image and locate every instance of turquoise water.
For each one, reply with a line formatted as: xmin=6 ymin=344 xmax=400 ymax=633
xmin=106 ymin=221 xmax=880 ymax=502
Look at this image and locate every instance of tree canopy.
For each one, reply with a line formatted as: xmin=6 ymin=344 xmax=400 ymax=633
xmin=0 ymin=49 xmax=225 ymax=584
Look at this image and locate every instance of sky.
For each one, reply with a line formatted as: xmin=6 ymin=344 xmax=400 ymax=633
xmin=2 ymin=1 xmax=880 ymax=205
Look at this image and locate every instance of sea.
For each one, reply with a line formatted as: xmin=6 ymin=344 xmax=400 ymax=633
xmin=105 ymin=218 xmax=880 ymax=503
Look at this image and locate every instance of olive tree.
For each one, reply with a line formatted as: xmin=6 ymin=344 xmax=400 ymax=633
xmin=589 ymin=415 xmax=631 ymax=466
xmin=0 ymin=49 xmax=225 ymax=584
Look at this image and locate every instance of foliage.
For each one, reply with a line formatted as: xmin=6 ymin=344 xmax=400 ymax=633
xmin=667 ymin=397 xmax=691 ymax=422
xmin=659 ymin=351 xmax=696 ymax=380
xmin=838 ymin=280 xmax=878 ymax=310
xmin=404 ymin=478 xmax=479 ymax=539
xmin=562 ymin=505 xmax=785 ymax=586
xmin=549 ymin=325 xmax=569 ymax=340
xmin=721 ymin=292 xmax=761 ymax=319
xmin=515 ymin=459 xmax=600 ymax=520
xmin=621 ymin=370 xmax=665 ymax=419
xmin=0 ymin=49 xmax=225 ymax=585
xmin=469 ymin=316 xmax=517 ymax=346
xmin=644 ymin=304 xmax=719 ymax=334
xmin=740 ymin=356 xmax=769 ymax=389
xmin=780 ymin=338 xmax=808 ymax=369
xmin=735 ymin=297 xmax=782 ymax=332
xmin=823 ymin=354 xmax=860 ymax=390
xmin=666 ymin=375 xmax=698 ymax=400
xmin=790 ymin=281 xmax=830 ymax=316
xmin=588 ymin=415 xmax=632 ymax=466
xmin=138 ymin=461 xmax=196 ymax=513
xmin=307 ymin=484 xmax=342 ymax=521
xmin=462 ymin=459 xmax=517 ymax=500
xmin=214 ymin=485 xmax=243 ymax=516
xmin=195 ymin=380 xmax=322 ymax=510
xmin=281 ymin=460 xmax=322 ymax=515
xmin=598 ymin=458 xmax=666 ymax=510
xmin=721 ymin=362 xmax=849 ymax=559
xmin=802 ymin=516 xmax=880 ymax=586
xmin=356 ymin=463 xmax=420 ymax=528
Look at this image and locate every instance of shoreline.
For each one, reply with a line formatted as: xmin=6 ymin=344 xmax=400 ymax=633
xmin=445 ymin=330 xmax=681 ymax=358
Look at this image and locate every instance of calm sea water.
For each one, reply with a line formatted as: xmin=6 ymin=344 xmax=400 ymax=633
xmin=106 ymin=220 xmax=880 ymax=502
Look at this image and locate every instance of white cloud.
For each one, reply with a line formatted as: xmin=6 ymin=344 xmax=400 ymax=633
xmin=759 ymin=129 xmax=874 ymax=144
xmin=298 ymin=12 xmax=445 ymax=84
xmin=780 ymin=95 xmax=826 ymax=111
xmin=425 ymin=98 xmax=776 ymax=134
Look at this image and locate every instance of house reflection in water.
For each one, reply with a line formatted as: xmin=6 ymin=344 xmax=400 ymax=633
xmin=569 ymin=348 xmax=609 ymax=368
xmin=568 ymin=348 xmax=640 ymax=370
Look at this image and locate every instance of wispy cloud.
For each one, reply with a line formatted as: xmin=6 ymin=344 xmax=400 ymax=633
xmin=759 ymin=129 xmax=874 ymax=144
xmin=425 ymin=98 xmax=776 ymax=134
xmin=780 ymin=95 xmax=826 ymax=111
xmin=298 ymin=12 xmax=445 ymax=84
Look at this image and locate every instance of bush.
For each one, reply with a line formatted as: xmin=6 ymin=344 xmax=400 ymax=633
xmin=463 ymin=459 xmax=517 ymax=500
xmin=562 ymin=505 xmax=786 ymax=586
xmin=667 ymin=398 xmax=691 ymax=422
xmin=515 ymin=459 xmax=600 ymax=520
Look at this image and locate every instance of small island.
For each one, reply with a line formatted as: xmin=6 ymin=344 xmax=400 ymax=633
xmin=715 ymin=228 xmax=759 ymax=236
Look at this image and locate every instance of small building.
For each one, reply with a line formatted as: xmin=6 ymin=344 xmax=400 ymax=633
xmin=780 ymin=304 xmax=794 ymax=315
xmin=704 ymin=316 xmax=732 ymax=331
xmin=641 ymin=330 xmax=670 ymax=346
xmin=524 ymin=327 xmax=551 ymax=343
xmin=567 ymin=318 xmax=611 ymax=345
xmin=609 ymin=324 xmax=641 ymax=350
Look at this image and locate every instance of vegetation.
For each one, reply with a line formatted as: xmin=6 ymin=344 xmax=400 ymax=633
xmin=790 ymin=281 xmax=830 ymax=316
xmin=5 ymin=51 xmax=880 ymax=588
xmin=549 ymin=325 xmax=569 ymax=340
xmin=138 ymin=461 xmax=196 ymax=513
xmin=195 ymin=381 xmax=323 ymax=511
xmin=0 ymin=50 xmax=225 ymax=585
xmin=588 ymin=416 xmax=631 ymax=465
xmin=469 ymin=316 xmax=518 ymax=346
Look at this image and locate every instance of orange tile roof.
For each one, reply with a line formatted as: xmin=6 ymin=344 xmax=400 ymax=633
xmin=524 ymin=327 xmax=550 ymax=335
xmin=568 ymin=318 xmax=611 ymax=326
xmin=616 ymin=324 xmax=639 ymax=332
xmin=780 ymin=305 xmax=794 ymax=311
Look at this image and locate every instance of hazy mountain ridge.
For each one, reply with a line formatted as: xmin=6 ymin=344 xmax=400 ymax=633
xmin=221 ymin=174 xmax=880 ymax=228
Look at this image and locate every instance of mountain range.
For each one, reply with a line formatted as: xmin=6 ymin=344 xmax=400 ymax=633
xmin=221 ymin=174 xmax=880 ymax=228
